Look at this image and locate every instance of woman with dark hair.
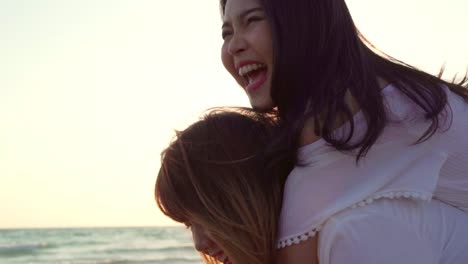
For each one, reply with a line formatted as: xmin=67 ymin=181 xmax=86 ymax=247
xmin=219 ymin=0 xmax=468 ymax=263
xmin=155 ymin=109 xmax=292 ymax=264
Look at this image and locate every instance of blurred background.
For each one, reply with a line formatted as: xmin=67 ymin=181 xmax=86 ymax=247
xmin=1 ymin=0 xmax=467 ymax=229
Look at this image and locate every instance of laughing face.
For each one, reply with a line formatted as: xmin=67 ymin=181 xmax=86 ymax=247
xmin=221 ymin=0 xmax=274 ymax=111
xmin=190 ymin=223 xmax=232 ymax=264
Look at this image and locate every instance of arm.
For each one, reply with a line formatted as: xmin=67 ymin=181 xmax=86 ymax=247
xmin=277 ymin=211 xmax=439 ymax=264
xmin=319 ymin=213 xmax=439 ymax=264
xmin=276 ymin=235 xmax=319 ymax=264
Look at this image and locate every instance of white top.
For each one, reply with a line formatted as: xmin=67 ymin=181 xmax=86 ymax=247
xmin=277 ymin=84 xmax=468 ymax=252
xmin=319 ymin=198 xmax=468 ymax=264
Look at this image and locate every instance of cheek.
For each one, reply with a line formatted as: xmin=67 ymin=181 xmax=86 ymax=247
xmin=221 ymin=45 xmax=236 ymax=76
xmin=253 ymin=25 xmax=273 ymax=63
xmin=264 ymin=37 xmax=273 ymax=63
xmin=191 ymin=229 xmax=206 ymax=251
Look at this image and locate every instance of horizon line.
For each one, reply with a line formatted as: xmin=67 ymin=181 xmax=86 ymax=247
xmin=0 ymin=224 xmax=181 ymax=231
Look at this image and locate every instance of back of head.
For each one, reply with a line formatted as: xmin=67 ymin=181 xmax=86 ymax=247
xmin=155 ymin=108 xmax=292 ymax=264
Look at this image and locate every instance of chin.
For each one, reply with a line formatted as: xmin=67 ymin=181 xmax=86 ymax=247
xmin=250 ymin=101 xmax=275 ymax=112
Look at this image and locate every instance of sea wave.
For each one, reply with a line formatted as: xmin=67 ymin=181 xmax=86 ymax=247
xmin=156 ymin=245 xmax=195 ymax=252
xmin=98 ymin=244 xmax=196 ymax=255
xmin=59 ymin=260 xmax=130 ymax=264
xmin=58 ymin=257 xmax=200 ymax=264
xmin=0 ymin=242 xmax=51 ymax=257
xmin=151 ymin=257 xmax=201 ymax=264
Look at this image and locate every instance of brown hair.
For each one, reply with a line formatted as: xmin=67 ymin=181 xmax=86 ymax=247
xmin=155 ymin=108 xmax=292 ymax=264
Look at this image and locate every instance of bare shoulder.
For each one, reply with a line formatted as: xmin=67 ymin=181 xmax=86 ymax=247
xmin=276 ymin=234 xmax=319 ymax=264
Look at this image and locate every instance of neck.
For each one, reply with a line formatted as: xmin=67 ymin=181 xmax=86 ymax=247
xmin=299 ymin=77 xmax=389 ymax=146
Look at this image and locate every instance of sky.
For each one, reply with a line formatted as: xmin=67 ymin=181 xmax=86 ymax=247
xmin=1 ymin=0 xmax=467 ymax=229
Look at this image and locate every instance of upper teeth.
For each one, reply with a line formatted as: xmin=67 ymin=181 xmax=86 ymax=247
xmin=238 ymin=64 xmax=265 ymax=77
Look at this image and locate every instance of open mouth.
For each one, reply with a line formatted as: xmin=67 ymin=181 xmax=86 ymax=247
xmin=210 ymin=250 xmax=232 ymax=264
xmin=220 ymin=255 xmax=232 ymax=264
xmin=238 ymin=63 xmax=268 ymax=92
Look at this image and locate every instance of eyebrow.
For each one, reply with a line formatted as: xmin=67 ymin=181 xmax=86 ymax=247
xmin=222 ymin=7 xmax=263 ymax=29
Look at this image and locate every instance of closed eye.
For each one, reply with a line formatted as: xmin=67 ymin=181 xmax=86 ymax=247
xmin=247 ymin=16 xmax=263 ymax=24
xmin=222 ymin=30 xmax=233 ymax=40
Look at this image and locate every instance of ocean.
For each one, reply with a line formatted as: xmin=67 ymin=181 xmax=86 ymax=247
xmin=0 ymin=227 xmax=200 ymax=264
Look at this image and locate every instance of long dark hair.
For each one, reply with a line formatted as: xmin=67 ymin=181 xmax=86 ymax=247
xmin=155 ymin=108 xmax=293 ymax=264
xmin=220 ymin=0 xmax=468 ymax=161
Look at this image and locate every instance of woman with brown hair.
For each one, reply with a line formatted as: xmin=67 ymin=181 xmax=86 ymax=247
xmin=155 ymin=109 xmax=292 ymax=264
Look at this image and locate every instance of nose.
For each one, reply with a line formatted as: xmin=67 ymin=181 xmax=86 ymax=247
xmin=227 ymin=32 xmax=247 ymax=55
xmin=191 ymin=225 xmax=214 ymax=252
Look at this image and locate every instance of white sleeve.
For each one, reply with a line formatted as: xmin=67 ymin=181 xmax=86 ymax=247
xmin=318 ymin=211 xmax=440 ymax=264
